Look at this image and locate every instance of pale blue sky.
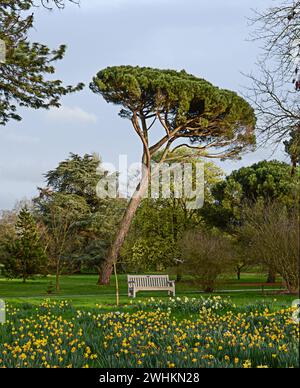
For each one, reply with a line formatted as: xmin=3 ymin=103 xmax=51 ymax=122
xmin=0 ymin=0 xmax=288 ymax=209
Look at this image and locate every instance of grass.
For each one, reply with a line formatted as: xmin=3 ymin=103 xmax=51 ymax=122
xmin=0 ymin=273 xmax=296 ymax=310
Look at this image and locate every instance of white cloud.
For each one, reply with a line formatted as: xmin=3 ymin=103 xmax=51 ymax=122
xmin=46 ymin=106 xmax=98 ymax=124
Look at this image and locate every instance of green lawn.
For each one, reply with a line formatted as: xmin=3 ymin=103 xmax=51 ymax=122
xmin=0 ymin=273 xmax=296 ymax=310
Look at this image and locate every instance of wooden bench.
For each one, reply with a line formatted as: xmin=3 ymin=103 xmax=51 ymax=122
xmin=127 ymin=275 xmax=175 ymax=298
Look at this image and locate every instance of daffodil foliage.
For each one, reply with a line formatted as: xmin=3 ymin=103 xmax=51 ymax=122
xmin=0 ymin=0 xmax=83 ymax=125
xmin=0 ymin=300 xmax=299 ymax=368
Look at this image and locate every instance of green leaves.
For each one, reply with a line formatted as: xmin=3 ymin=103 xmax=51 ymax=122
xmin=90 ymin=66 xmax=256 ymax=159
xmin=91 ymin=66 xmax=213 ymax=117
xmin=0 ymin=0 xmax=83 ymax=125
xmin=44 ymin=153 xmax=102 ymax=207
xmin=229 ymin=160 xmax=299 ymax=204
xmin=35 ymin=153 xmax=126 ymax=271
xmin=3 ymin=207 xmax=47 ymax=282
xmin=203 ymin=160 xmax=300 ymax=232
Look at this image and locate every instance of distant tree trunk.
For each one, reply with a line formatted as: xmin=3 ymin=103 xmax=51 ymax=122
xmin=98 ymin=174 xmax=149 ymax=286
xmin=176 ymin=271 xmax=183 ymax=282
xmin=113 ymin=262 xmax=119 ymax=307
xmin=176 ymin=262 xmax=183 ymax=282
xmin=267 ymin=267 xmax=276 ymax=283
xmin=23 ymin=264 xmax=27 ymax=283
xmin=237 ymin=268 xmax=241 ymax=281
xmin=290 ymin=153 xmax=299 ymax=177
xmin=56 ymin=262 xmax=60 ymax=292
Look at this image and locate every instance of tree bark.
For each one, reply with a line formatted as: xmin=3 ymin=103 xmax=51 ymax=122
xmin=291 ymin=157 xmax=297 ymax=177
xmin=97 ymin=174 xmax=149 ymax=285
xmin=176 ymin=271 xmax=182 ymax=282
xmin=267 ymin=267 xmax=276 ymax=284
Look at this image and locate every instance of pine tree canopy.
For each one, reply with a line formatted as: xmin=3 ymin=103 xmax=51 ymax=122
xmin=90 ymin=66 xmax=256 ymax=159
xmin=0 ymin=0 xmax=83 ymax=125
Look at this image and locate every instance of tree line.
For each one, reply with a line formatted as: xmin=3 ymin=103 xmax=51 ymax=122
xmin=0 ymin=1 xmax=299 ymax=293
xmin=0 ymin=154 xmax=298 ymax=293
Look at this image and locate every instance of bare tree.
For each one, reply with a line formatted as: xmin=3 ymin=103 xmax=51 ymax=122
xmin=39 ymin=0 xmax=79 ymax=9
xmin=241 ymin=201 xmax=299 ymax=294
xmin=180 ymin=230 xmax=233 ymax=293
xmin=247 ymin=66 xmax=300 ymax=143
xmin=250 ymin=0 xmax=300 ymax=77
xmin=248 ymin=0 xmax=300 ymax=165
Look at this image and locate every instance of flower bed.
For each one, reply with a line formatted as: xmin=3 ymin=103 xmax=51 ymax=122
xmin=0 ymin=299 xmax=298 ymax=368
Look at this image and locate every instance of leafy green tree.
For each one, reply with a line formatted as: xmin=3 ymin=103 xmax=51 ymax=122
xmin=0 ymin=209 xmax=17 ymax=265
xmin=284 ymin=129 xmax=300 ymax=176
xmin=0 ymin=0 xmax=83 ymax=125
xmin=35 ymin=153 xmax=126 ymax=279
xmin=230 ymin=237 xmax=258 ymax=281
xmin=200 ymin=178 xmax=242 ymax=230
xmin=90 ymin=66 xmax=256 ymax=284
xmin=39 ymin=193 xmax=90 ymax=292
xmin=79 ymin=200 xmax=126 ymax=273
xmin=43 ymin=153 xmax=103 ymax=209
xmin=122 ymin=159 xmax=224 ymax=277
xmin=225 ymin=160 xmax=299 ymax=203
xmin=203 ymin=160 xmax=299 ymax=282
xmin=122 ymin=198 xmax=181 ymax=273
xmin=3 ymin=207 xmax=47 ymax=282
xmin=205 ymin=160 xmax=299 ymax=229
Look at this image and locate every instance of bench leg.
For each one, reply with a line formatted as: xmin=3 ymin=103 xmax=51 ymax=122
xmin=128 ymin=288 xmax=135 ymax=298
xmin=168 ymin=289 xmax=175 ymax=297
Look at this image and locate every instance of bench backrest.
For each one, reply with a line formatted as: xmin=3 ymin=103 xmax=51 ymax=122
xmin=128 ymin=275 xmax=170 ymax=288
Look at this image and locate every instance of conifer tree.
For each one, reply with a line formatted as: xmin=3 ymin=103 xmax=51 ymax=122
xmin=4 ymin=207 xmax=47 ymax=282
xmin=0 ymin=0 xmax=83 ymax=125
xmin=91 ymin=66 xmax=256 ymax=284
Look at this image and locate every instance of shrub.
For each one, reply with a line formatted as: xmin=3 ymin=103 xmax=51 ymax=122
xmin=180 ymin=230 xmax=233 ymax=292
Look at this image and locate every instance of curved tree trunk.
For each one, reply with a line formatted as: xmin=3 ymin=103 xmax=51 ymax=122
xmin=97 ymin=174 xmax=149 ymax=285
